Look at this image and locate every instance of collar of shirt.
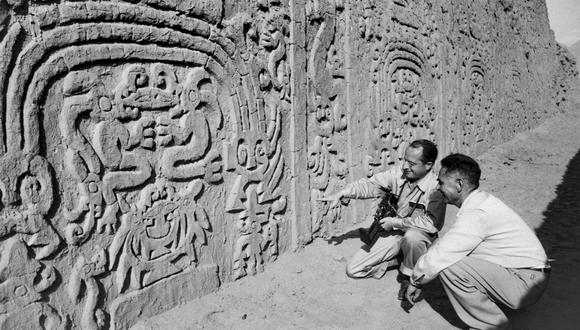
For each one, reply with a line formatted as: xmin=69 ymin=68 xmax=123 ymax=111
xmin=397 ymin=168 xmax=436 ymax=194
xmin=457 ymin=189 xmax=488 ymax=216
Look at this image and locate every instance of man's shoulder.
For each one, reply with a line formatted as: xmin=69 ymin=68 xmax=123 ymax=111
xmin=477 ymin=191 xmax=516 ymax=213
xmin=376 ymin=166 xmax=403 ymax=181
xmin=365 ymin=166 xmax=401 ymax=189
xmin=418 ymin=170 xmax=439 ymax=191
xmin=461 ymin=190 xmax=525 ymax=225
xmin=473 ymin=190 xmax=505 ymax=206
xmin=462 ymin=190 xmax=507 ymax=212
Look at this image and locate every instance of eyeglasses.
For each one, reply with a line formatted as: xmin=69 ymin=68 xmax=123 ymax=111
xmin=402 ymin=159 xmax=424 ymax=168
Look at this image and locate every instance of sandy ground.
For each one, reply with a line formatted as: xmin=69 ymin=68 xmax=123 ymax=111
xmin=133 ymin=85 xmax=580 ymax=330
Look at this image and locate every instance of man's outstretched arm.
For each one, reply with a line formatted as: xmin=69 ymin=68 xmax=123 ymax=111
xmin=321 ymin=168 xmax=397 ymax=207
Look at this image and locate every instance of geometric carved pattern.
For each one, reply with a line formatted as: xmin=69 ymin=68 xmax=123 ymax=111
xmin=367 ymin=40 xmax=436 ymax=176
xmin=223 ymin=0 xmax=288 ymax=280
xmin=307 ymin=1 xmax=349 ymax=237
xmin=60 ymin=64 xmax=222 ymax=246
xmin=462 ymin=55 xmax=488 ymax=150
xmin=1 ymin=1 xmax=238 ymax=328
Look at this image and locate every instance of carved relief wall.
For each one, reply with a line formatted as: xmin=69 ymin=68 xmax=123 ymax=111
xmin=0 ymin=0 xmax=576 ymax=328
xmin=306 ymin=0 xmax=350 ymax=238
xmin=0 ymin=1 xmax=294 ymax=328
xmin=303 ymin=0 xmax=577 ymax=236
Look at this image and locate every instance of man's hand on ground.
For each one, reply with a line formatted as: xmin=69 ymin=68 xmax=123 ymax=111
xmin=405 ymin=283 xmax=422 ymax=305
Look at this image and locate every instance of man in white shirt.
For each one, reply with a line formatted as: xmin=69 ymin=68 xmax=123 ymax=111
xmin=324 ymin=140 xmax=446 ymax=300
xmin=405 ymin=153 xmax=550 ymax=329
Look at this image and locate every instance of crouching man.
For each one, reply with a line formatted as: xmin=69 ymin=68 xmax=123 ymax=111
xmin=406 ymin=153 xmax=550 ymax=329
xmin=324 ymin=139 xmax=446 ymax=300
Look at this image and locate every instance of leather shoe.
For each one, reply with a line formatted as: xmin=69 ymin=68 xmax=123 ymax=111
xmin=398 ymin=278 xmax=410 ymax=301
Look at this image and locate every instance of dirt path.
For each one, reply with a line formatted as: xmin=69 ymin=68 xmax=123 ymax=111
xmin=134 ymin=85 xmax=580 ymax=330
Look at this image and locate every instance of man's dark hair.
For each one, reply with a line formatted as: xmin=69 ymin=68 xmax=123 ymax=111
xmin=409 ymin=139 xmax=438 ymax=164
xmin=440 ymin=153 xmax=481 ymax=188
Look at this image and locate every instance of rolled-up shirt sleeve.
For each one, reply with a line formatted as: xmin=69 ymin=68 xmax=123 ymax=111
xmin=341 ymin=169 xmax=396 ymax=199
xmin=399 ymin=190 xmax=446 ymax=234
xmin=412 ymin=209 xmax=485 ymax=284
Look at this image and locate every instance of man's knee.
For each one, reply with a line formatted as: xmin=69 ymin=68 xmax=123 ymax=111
xmin=345 ymin=262 xmax=365 ymax=278
xmin=345 ymin=266 xmax=358 ymax=278
xmin=401 ymin=229 xmax=429 ymax=251
xmin=440 ymin=258 xmax=472 ymax=282
xmin=439 ymin=264 xmax=454 ymax=281
xmin=439 ymin=262 xmax=468 ymax=292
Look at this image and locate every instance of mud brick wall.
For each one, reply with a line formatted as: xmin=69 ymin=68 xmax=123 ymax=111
xmin=0 ymin=0 xmax=576 ymax=329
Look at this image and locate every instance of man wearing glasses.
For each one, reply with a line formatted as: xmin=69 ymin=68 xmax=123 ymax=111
xmin=323 ymin=139 xmax=446 ymax=300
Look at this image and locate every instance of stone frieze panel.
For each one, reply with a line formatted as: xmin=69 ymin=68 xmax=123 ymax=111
xmin=306 ymin=0 xmax=349 ymax=238
xmin=222 ymin=0 xmax=289 ymax=280
xmin=0 ymin=0 xmax=290 ymax=328
xmin=365 ymin=39 xmax=438 ymax=177
xmin=347 ymin=1 xmax=442 ymax=181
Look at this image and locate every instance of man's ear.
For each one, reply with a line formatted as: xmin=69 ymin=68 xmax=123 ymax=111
xmin=425 ymin=162 xmax=434 ymax=172
xmin=456 ymin=177 xmax=464 ymax=192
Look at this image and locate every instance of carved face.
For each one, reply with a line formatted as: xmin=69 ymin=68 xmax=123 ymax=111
xmin=21 ymin=176 xmax=41 ymax=206
xmin=259 ymin=15 xmax=281 ymax=49
xmin=237 ymin=215 xmax=261 ymax=235
xmin=326 ymin=43 xmax=343 ymax=76
xmin=116 ymin=64 xmax=180 ymax=114
xmin=471 ymin=71 xmax=484 ymax=89
xmin=86 ymin=179 xmax=104 ymax=218
xmin=143 ymin=201 xmax=178 ymax=242
xmin=391 ymin=68 xmax=420 ymax=115
xmin=315 ymin=101 xmax=334 ymax=138
xmin=236 ymin=134 xmax=269 ymax=172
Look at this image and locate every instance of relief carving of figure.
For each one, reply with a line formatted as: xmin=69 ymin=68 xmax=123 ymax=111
xmin=238 ymin=4 xmax=291 ymax=102
xmin=225 ymin=95 xmax=286 ymax=279
xmin=0 ymin=153 xmax=60 ymax=259
xmin=109 ymin=179 xmax=211 ymax=293
xmin=223 ymin=32 xmax=287 ymax=279
xmin=61 ymin=64 xmax=223 ymax=245
xmin=0 ymin=237 xmax=62 ymax=328
xmin=57 ymin=64 xmax=225 ymax=319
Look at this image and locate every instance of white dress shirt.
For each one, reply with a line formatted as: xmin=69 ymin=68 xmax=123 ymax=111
xmin=412 ymin=189 xmax=549 ymax=284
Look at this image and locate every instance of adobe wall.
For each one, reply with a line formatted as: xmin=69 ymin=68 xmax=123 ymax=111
xmin=0 ymin=0 xmax=575 ymax=329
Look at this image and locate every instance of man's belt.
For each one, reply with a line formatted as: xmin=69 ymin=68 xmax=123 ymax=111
xmin=528 ymin=267 xmax=551 ymax=273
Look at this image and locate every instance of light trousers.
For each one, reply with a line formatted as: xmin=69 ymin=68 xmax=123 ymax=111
xmin=439 ymin=256 xmax=550 ymax=330
xmin=346 ymin=228 xmax=435 ymax=278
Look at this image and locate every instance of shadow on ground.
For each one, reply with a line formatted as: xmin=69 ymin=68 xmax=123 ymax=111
xmin=516 ymin=148 xmax=580 ymax=329
xmin=419 ymin=279 xmax=466 ymax=328
xmin=536 ymin=147 xmax=580 ymax=273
